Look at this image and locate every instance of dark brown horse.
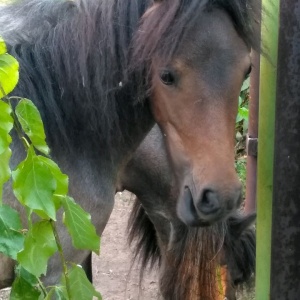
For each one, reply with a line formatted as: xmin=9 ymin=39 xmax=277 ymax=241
xmin=0 ymin=0 xmax=259 ymax=291
xmin=121 ymin=125 xmax=256 ymax=300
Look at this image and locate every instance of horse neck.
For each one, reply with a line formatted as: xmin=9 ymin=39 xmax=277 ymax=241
xmin=121 ymin=124 xmax=173 ymax=189
xmin=110 ymin=100 xmax=155 ymax=168
xmin=12 ymin=67 xmax=153 ymax=167
xmin=49 ymin=97 xmax=155 ymax=175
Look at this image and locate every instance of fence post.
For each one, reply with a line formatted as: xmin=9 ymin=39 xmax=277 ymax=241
xmin=270 ymin=0 xmax=300 ymax=298
xmin=255 ymin=0 xmax=279 ymax=298
xmin=245 ymin=50 xmax=260 ymax=214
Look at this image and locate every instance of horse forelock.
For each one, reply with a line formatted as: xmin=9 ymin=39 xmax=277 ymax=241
xmin=211 ymin=0 xmax=261 ymax=51
xmin=131 ymin=0 xmax=261 ymax=71
xmin=0 ymin=0 xmax=151 ymax=148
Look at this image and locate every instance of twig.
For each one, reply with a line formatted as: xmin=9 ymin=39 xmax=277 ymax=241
xmin=50 ymin=220 xmax=72 ymax=299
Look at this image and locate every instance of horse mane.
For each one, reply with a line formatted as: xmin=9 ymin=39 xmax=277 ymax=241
xmin=127 ymin=199 xmax=161 ymax=273
xmin=128 ymin=198 xmax=256 ymax=299
xmin=0 ymin=0 xmax=149 ymax=148
xmin=223 ymin=213 xmax=256 ymax=285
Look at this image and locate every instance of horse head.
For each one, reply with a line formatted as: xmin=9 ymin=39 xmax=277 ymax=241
xmin=133 ymin=0 xmax=257 ymax=226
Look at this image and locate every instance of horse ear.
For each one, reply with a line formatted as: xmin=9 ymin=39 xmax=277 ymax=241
xmin=230 ymin=212 xmax=256 ymax=238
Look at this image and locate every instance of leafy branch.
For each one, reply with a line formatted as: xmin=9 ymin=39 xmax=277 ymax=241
xmin=0 ymin=37 xmax=101 ymax=299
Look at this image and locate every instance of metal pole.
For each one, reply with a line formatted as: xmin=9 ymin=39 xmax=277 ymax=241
xmin=255 ymin=0 xmax=279 ymax=298
xmin=270 ymin=0 xmax=300 ymax=298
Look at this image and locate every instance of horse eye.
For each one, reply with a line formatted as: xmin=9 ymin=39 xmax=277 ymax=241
xmin=160 ymin=70 xmax=176 ymax=85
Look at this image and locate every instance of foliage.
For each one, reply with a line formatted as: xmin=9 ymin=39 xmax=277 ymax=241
xmin=236 ymin=77 xmax=250 ymax=131
xmin=236 ymin=78 xmax=250 ymax=153
xmin=0 ymin=42 xmax=19 ymax=98
xmin=0 ymin=37 xmax=101 ymax=299
xmin=235 ymin=77 xmax=250 ymax=193
xmin=235 ymin=158 xmax=247 ymax=194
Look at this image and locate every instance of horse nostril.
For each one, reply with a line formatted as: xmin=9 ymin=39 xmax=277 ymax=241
xmin=197 ymin=189 xmax=221 ymax=215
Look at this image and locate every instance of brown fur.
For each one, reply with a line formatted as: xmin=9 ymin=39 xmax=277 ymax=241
xmin=159 ymin=226 xmax=224 ymax=299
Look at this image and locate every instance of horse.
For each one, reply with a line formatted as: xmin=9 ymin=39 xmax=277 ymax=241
xmin=0 ymin=0 xmax=260 ymax=291
xmin=121 ymin=125 xmax=256 ymax=300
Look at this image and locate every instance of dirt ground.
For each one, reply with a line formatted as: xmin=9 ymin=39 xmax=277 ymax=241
xmin=93 ymin=191 xmax=160 ymax=300
xmin=0 ymin=191 xmax=254 ymax=300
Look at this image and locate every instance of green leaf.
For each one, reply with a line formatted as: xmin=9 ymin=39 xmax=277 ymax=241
xmin=236 ymin=114 xmax=243 ymax=123
xmin=15 ymin=98 xmax=50 ymax=155
xmin=17 ymin=220 xmax=57 ymax=277
xmin=0 ymin=53 xmax=19 ymax=97
xmin=44 ymin=287 xmax=67 ymax=300
xmin=10 ymin=265 xmax=41 ymax=300
xmin=38 ymin=156 xmax=68 ymax=209
xmin=0 ymin=99 xmax=13 ymax=135
xmin=0 ymin=148 xmax=12 ymax=203
xmin=236 ymin=106 xmax=249 ymax=123
xmin=241 ymin=77 xmax=250 ymax=91
xmin=238 ymin=96 xmax=243 ymax=106
xmin=0 ymin=121 xmax=12 ymax=152
xmin=238 ymin=106 xmax=249 ymax=120
xmin=0 ymin=100 xmax=13 ymax=202
xmin=0 ymin=37 xmax=7 ymax=55
xmin=62 ymin=264 xmax=102 ymax=300
xmin=62 ymin=196 xmax=100 ymax=254
xmin=12 ymin=147 xmax=57 ymax=220
xmin=0 ymin=205 xmax=25 ymax=259
xmin=16 ymin=265 xmax=39 ymax=285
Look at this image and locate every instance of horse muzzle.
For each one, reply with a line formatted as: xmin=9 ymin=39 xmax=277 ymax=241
xmin=177 ymin=183 xmax=242 ymax=227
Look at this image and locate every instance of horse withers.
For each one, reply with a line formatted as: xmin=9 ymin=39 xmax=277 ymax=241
xmin=0 ymin=0 xmax=259 ymax=291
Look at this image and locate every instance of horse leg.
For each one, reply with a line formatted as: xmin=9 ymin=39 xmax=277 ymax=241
xmin=43 ymin=192 xmax=113 ymax=287
xmin=0 ymin=254 xmax=15 ymax=289
xmin=80 ymin=253 xmax=93 ymax=283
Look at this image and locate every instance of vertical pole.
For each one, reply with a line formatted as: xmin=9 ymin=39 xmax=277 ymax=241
xmin=244 ymin=0 xmax=262 ymax=215
xmin=255 ymin=0 xmax=279 ymax=299
xmin=270 ymin=0 xmax=300 ymax=298
xmin=244 ymin=51 xmax=260 ymax=214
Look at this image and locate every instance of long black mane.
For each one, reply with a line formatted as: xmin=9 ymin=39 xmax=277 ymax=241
xmin=0 ymin=0 xmax=149 ymax=149
xmin=0 ymin=0 xmax=260 ymax=150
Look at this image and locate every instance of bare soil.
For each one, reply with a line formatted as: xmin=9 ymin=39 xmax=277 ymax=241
xmin=93 ymin=191 xmax=160 ymax=300
xmin=0 ymin=191 xmax=254 ymax=300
